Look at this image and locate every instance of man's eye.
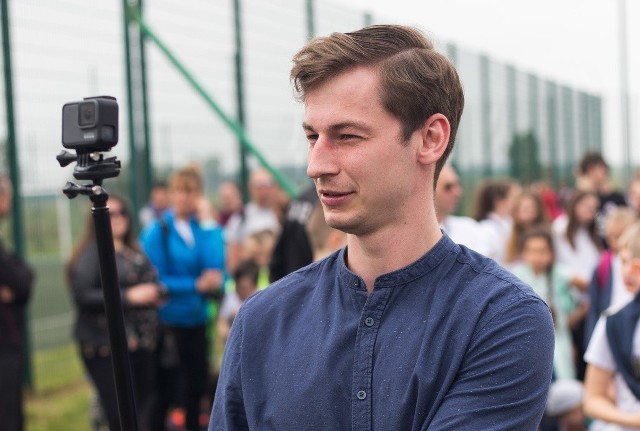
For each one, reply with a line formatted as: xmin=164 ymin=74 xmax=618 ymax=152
xmin=340 ymin=134 xmax=360 ymax=141
xmin=306 ymin=134 xmax=318 ymax=144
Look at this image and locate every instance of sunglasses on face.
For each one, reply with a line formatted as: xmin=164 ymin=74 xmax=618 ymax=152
xmin=109 ymin=209 xmax=128 ymax=219
xmin=442 ymin=182 xmax=461 ymax=192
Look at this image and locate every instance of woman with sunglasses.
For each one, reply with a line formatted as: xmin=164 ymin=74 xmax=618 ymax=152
xmin=67 ymin=194 xmax=161 ymax=431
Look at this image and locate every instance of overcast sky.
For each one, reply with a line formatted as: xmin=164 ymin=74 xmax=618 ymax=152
xmin=348 ymin=0 xmax=639 ymax=168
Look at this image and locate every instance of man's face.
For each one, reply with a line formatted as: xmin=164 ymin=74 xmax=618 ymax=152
xmin=304 ymin=66 xmax=419 ymax=236
xmin=521 ymin=236 xmax=553 ymax=275
xmin=169 ymin=181 xmax=199 ymax=219
xmin=587 ymin=163 xmax=609 ymax=188
xmin=434 ymin=166 xmax=462 ymax=219
xmin=249 ymin=172 xmax=275 ymax=208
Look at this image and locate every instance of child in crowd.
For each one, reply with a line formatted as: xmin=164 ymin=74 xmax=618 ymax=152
xmin=239 ymin=229 xmax=275 ymax=289
xmin=553 ymin=189 xmax=603 ymax=380
xmin=511 ymin=227 xmax=579 ymax=381
xmin=472 ymin=178 xmax=520 ymax=265
xmin=217 ymin=258 xmax=260 ymax=345
xmin=585 ymin=208 xmax=638 ymax=345
xmin=504 ymin=189 xmax=549 ymax=266
xmin=584 ymin=222 xmax=640 ymax=430
xmin=511 ymin=227 xmax=587 ymax=430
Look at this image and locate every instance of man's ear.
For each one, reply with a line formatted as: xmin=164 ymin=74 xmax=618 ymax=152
xmin=416 ymin=113 xmax=450 ymax=166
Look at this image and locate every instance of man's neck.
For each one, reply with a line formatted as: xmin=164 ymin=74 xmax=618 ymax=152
xmin=346 ymin=212 xmax=442 ymax=294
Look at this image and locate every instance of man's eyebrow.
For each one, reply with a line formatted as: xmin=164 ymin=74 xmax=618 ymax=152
xmin=302 ymin=121 xmax=372 ymax=133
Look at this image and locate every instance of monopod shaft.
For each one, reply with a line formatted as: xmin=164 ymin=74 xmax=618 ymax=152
xmin=91 ymin=191 xmax=138 ymax=431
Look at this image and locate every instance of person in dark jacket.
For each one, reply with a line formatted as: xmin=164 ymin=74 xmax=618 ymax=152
xmin=269 ymin=184 xmax=318 ymax=282
xmin=0 ymin=175 xmax=35 ymax=431
xmin=67 ymin=194 xmax=161 ymax=431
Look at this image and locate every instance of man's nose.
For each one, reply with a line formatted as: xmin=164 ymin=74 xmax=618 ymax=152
xmin=307 ymin=136 xmax=339 ymax=179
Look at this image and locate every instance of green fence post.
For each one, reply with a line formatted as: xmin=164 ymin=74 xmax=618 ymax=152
xmin=139 ymin=0 xmax=152 ymax=204
xmin=306 ymin=0 xmax=315 ymax=40
xmin=1 ymin=0 xmax=31 ymax=388
xmin=561 ymin=86 xmax=575 ymax=175
xmin=131 ymin=11 xmax=296 ymax=198
xmin=480 ymin=55 xmax=492 ymax=177
xmin=506 ymin=65 xmax=519 ymax=179
xmin=546 ymin=81 xmax=560 ymax=186
xmin=363 ymin=11 xmax=373 ymax=27
xmin=122 ymin=0 xmax=140 ymax=218
xmin=446 ymin=43 xmax=460 ymax=167
xmin=233 ymin=0 xmax=249 ymax=202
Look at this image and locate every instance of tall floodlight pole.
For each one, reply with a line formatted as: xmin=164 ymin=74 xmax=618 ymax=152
xmin=619 ymin=0 xmax=632 ymax=183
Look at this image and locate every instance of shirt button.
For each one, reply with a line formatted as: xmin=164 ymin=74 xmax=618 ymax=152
xmin=356 ymin=390 xmax=367 ymax=400
xmin=364 ymin=317 xmax=374 ymax=327
xmin=353 ymin=279 xmax=359 ymax=287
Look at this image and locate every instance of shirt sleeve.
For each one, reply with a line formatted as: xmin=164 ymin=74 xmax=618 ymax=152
xmin=428 ymin=295 xmax=555 ymax=430
xmin=584 ymin=315 xmax=616 ymax=372
xmin=209 ymin=310 xmax=249 ymax=431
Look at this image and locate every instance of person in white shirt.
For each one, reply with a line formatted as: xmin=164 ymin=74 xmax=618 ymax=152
xmin=434 ymin=165 xmax=489 ymax=255
xmin=553 ymin=189 xmax=604 ymax=381
xmin=472 ymin=178 xmax=520 ymax=265
xmin=224 ymin=168 xmax=281 ymax=272
xmin=584 ymin=222 xmax=640 ymax=430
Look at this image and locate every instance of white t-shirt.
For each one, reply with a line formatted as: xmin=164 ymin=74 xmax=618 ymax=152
xmin=219 ymin=291 xmax=243 ymax=322
xmin=478 ymin=212 xmax=512 ymax=265
xmin=552 ymin=214 xmax=601 ymax=282
xmin=224 ymin=202 xmax=280 ymax=244
xmin=584 ymin=314 xmax=640 ymax=430
xmin=440 ymin=215 xmax=490 ymax=256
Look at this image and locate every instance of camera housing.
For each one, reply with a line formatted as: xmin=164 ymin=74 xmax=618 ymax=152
xmin=62 ymin=96 xmax=118 ymax=152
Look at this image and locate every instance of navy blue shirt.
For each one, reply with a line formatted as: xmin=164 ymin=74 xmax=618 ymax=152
xmin=210 ymin=235 xmax=554 ymax=430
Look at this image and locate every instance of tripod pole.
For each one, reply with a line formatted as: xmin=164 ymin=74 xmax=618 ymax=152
xmin=90 ymin=186 xmax=138 ymax=431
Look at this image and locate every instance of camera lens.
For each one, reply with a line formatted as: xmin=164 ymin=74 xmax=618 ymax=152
xmin=78 ymin=101 xmax=96 ymax=127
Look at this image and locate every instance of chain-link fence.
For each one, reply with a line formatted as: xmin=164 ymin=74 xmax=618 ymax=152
xmin=0 ymin=0 xmax=602 ymax=354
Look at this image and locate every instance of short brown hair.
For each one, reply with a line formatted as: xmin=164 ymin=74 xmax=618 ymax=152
xmin=291 ymin=24 xmax=464 ymax=181
xmin=578 ymin=152 xmax=608 ymax=175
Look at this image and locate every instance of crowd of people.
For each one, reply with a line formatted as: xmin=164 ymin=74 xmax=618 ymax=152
xmin=62 ymin=152 xmax=640 ymax=431
xmin=435 ymin=153 xmax=640 ymax=431
xmin=65 ymin=163 xmax=339 ymax=431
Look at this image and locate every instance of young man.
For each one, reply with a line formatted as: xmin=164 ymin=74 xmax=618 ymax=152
xmin=584 ymin=222 xmax=640 ymax=429
xmin=210 ymin=24 xmax=554 ymax=430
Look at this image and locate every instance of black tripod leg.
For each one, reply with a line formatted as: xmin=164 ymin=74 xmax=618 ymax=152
xmin=91 ymin=189 xmax=139 ymax=431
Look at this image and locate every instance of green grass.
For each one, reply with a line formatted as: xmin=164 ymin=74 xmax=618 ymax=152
xmin=25 ymin=344 xmax=92 ymax=431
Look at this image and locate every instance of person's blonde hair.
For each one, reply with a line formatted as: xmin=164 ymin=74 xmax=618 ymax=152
xmin=604 ymin=207 xmax=637 ymax=233
xmin=619 ymin=222 xmax=640 ymax=260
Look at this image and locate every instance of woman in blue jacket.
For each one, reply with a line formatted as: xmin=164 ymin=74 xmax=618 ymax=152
xmin=141 ymin=165 xmax=225 ymax=431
